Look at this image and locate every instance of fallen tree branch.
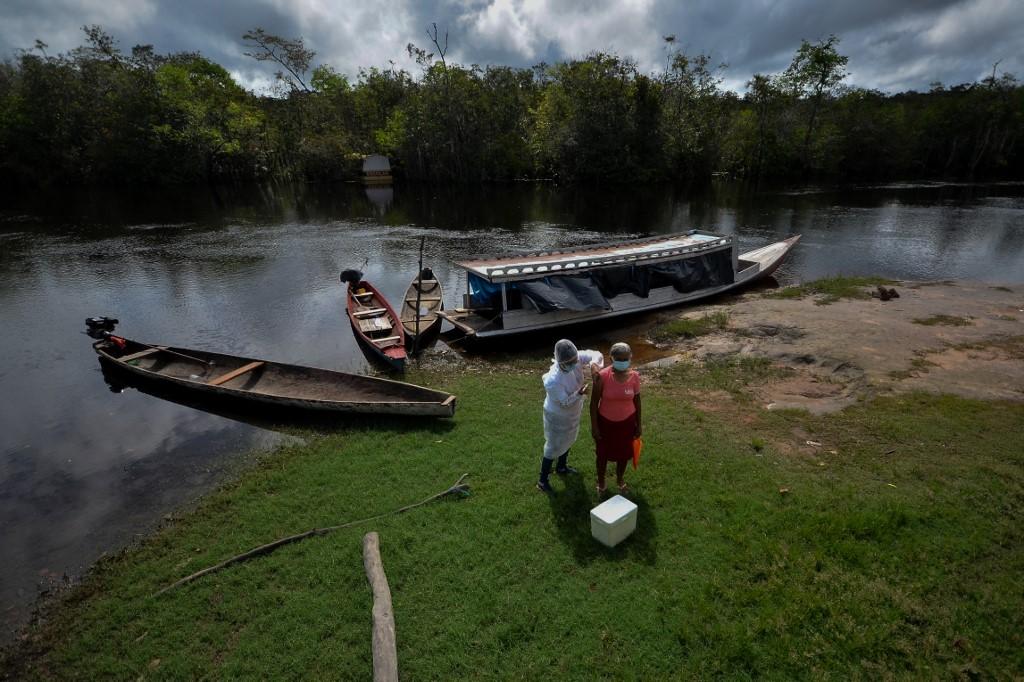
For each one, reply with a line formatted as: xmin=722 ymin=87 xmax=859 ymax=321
xmin=363 ymin=532 xmax=398 ymax=682
xmin=156 ymin=473 xmax=470 ymax=596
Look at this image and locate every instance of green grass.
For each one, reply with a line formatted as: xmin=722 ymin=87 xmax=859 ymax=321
xmin=658 ymin=355 xmax=793 ymax=398
xmin=913 ymin=315 xmax=973 ymax=327
xmin=888 ymin=355 xmax=939 ymax=380
xmin=768 ymin=276 xmax=898 ymax=305
xmin=650 ymin=310 xmax=729 ymax=342
xmin=5 ymin=364 xmax=1024 ymax=679
xmin=952 ymin=335 xmax=1024 ymax=360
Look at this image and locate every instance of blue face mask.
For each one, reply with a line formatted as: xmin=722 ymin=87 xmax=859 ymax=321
xmin=612 ymin=359 xmax=631 ymax=371
xmin=559 ymin=360 xmax=578 ymax=373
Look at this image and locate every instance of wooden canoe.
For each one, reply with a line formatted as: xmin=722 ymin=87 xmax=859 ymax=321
xmin=345 ymin=279 xmax=408 ymax=371
xmin=399 ymin=268 xmax=444 ymax=352
xmin=93 ymin=337 xmax=455 ymax=417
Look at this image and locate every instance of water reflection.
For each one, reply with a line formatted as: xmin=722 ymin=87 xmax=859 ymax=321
xmin=364 ymin=185 xmax=394 ymax=215
xmin=0 ymin=179 xmax=1022 ymax=641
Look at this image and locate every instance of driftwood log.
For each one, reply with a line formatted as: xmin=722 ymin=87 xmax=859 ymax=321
xmin=363 ymin=532 xmax=398 ymax=682
xmin=155 ymin=473 xmax=470 ymax=596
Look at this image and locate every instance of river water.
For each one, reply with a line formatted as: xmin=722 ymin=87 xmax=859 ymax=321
xmin=1 ymin=180 xmax=1022 ymax=639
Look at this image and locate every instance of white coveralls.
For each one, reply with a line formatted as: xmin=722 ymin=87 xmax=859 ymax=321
xmin=542 ymin=350 xmax=604 ymax=459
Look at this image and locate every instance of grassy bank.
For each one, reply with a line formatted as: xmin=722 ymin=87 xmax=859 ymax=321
xmin=766 ymin=276 xmax=897 ymax=305
xmin=5 ymin=359 xmax=1024 ymax=679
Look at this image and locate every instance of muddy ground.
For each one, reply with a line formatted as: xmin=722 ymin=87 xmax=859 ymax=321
xmin=642 ymin=281 xmax=1024 ymax=414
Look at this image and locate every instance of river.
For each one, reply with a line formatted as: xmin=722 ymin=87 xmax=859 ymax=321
xmin=1 ymin=180 xmax=1022 ymax=640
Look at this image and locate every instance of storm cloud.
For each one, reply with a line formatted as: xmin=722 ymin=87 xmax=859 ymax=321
xmin=1 ymin=0 xmax=1020 ymax=93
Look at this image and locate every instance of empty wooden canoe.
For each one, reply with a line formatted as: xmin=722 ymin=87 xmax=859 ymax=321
xmin=93 ymin=336 xmax=455 ymax=417
xmin=343 ymin=278 xmax=408 ymax=371
xmin=399 ymin=268 xmax=444 ymax=351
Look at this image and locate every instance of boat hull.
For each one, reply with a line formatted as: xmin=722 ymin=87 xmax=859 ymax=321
xmin=446 ymin=235 xmax=801 ymax=341
xmin=345 ymin=279 xmax=407 ymax=371
xmin=400 ymin=269 xmax=444 ymax=353
xmin=94 ymin=340 xmax=455 ymax=417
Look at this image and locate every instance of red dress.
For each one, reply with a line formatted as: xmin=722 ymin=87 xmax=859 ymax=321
xmin=595 ymin=367 xmax=640 ymax=463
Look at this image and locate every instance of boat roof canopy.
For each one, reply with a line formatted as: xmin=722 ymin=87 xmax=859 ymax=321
xmin=362 ymin=154 xmax=391 ymax=172
xmin=456 ymin=231 xmax=733 ymax=283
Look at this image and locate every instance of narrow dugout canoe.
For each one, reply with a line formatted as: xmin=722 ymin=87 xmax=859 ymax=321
xmin=399 ymin=268 xmax=444 ymax=352
xmin=341 ymin=274 xmax=408 ymax=371
xmin=92 ymin=336 xmax=456 ymax=417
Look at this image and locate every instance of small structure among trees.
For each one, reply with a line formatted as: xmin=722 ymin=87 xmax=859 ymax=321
xmin=362 ymin=155 xmax=392 ymax=184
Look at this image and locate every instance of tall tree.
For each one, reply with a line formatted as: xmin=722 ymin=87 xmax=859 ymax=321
xmin=242 ymin=28 xmax=314 ymax=93
xmin=746 ymin=73 xmax=782 ymax=180
xmin=530 ymin=53 xmax=644 ymax=181
xmin=659 ymin=43 xmax=727 ymax=178
xmin=782 ymin=35 xmax=848 ymax=169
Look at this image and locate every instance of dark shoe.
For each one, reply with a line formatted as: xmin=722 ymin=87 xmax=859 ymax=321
xmin=537 ymin=457 xmax=554 ymax=493
xmin=555 ymin=452 xmax=577 ymax=475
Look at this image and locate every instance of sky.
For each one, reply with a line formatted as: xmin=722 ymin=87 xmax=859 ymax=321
xmin=0 ymin=0 xmax=1021 ymax=94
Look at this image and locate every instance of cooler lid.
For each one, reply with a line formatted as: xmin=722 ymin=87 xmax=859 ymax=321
xmin=590 ymin=494 xmax=638 ymax=524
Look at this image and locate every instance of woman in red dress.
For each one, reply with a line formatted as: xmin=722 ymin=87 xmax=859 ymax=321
xmin=590 ymin=342 xmax=642 ymax=496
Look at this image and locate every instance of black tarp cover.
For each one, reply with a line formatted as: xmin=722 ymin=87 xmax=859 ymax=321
xmin=481 ymin=248 xmax=734 ymax=313
xmin=647 ymin=250 xmax=734 ymax=293
xmin=588 ymin=250 xmax=735 ymax=299
xmin=518 ymin=275 xmax=611 ymax=312
xmin=590 ymin=265 xmax=651 ymax=299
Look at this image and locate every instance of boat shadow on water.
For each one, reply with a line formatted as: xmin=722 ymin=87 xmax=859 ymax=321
xmin=98 ymin=362 xmax=456 ymax=436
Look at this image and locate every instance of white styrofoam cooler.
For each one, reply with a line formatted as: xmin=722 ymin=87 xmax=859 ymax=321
xmin=590 ymin=495 xmax=638 ymax=547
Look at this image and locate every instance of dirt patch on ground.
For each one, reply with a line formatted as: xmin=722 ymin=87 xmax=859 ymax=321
xmin=642 ymin=280 xmax=1023 ymax=412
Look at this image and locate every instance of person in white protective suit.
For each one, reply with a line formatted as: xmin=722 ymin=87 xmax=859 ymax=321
xmin=537 ymin=339 xmax=604 ymax=492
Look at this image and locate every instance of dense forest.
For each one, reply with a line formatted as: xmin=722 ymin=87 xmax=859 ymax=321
xmin=0 ymin=25 xmax=1021 ymax=187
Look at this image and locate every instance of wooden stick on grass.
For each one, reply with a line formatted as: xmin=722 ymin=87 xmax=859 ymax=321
xmin=155 ymin=473 xmax=470 ymax=596
xmin=363 ymin=532 xmax=398 ymax=682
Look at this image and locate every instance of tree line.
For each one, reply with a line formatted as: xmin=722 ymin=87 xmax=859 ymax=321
xmin=0 ymin=25 xmax=1021 ymax=187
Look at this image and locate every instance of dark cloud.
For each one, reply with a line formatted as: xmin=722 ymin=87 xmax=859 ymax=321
xmin=1 ymin=0 xmax=1020 ymax=93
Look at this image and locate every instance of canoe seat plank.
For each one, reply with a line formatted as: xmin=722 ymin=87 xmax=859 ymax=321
xmin=354 ymin=308 xmax=387 ymax=318
xmin=415 ymin=279 xmax=438 ymax=285
xmin=404 ymin=297 xmax=442 ymax=304
xmin=371 ymin=336 xmax=401 ymax=347
xmin=353 ymin=291 xmax=373 ymax=298
xmin=119 ymin=346 xmax=167 ymax=363
xmin=359 ymin=317 xmax=393 ymax=333
xmin=208 ymin=361 xmax=265 ymax=386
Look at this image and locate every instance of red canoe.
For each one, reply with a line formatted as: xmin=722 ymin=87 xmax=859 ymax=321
xmin=344 ymin=277 xmax=407 ymax=371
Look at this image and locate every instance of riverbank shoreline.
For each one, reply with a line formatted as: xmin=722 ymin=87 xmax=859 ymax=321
xmin=642 ymin=278 xmax=1024 ymax=411
xmin=3 ymin=279 xmax=1023 ymax=679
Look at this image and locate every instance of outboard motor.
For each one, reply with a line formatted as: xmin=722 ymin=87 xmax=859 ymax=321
xmin=85 ymin=316 xmax=119 ymax=340
xmin=340 ymin=269 xmax=363 ymax=285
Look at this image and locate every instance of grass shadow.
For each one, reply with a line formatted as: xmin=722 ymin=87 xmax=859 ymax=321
xmin=546 ymin=472 xmax=658 ymax=567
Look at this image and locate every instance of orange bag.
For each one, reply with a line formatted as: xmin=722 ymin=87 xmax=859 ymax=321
xmin=632 ymin=437 xmax=643 ymax=470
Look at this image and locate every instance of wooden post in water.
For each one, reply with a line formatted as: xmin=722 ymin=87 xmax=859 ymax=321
xmin=413 ymin=236 xmax=425 ymax=354
xmin=363 ymin=532 xmax=398 ymax=682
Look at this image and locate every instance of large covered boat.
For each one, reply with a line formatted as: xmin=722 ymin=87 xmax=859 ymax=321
xmin=438 ymin=231 xmax=800 ymax=340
